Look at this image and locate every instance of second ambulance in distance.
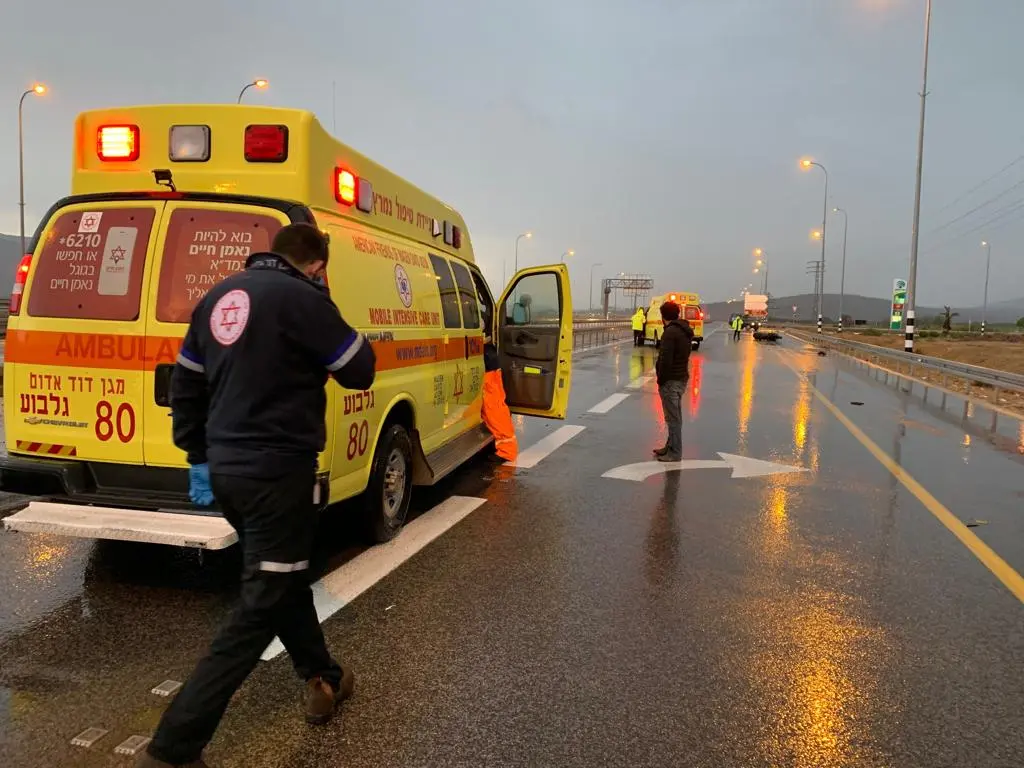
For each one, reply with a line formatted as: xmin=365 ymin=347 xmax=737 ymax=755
xmin=644 ymin=292 xmax=705 ymax=350
xmin=2 ymin=105 xmax=573 ymax=548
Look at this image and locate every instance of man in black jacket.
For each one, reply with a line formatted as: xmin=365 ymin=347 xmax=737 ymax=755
xmin=141 ymin=224 xmax=375 ymax=768
xmin=653 ymin=300 xmax=694 ymax=462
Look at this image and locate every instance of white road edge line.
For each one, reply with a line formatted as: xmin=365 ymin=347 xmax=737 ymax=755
xmin=588 ymin=393 xmax=630 ymax=414
xmin=261 ymin=495 xmax=486 ymax=661
xmin=508 ymin=425 xmax=586 ymax=469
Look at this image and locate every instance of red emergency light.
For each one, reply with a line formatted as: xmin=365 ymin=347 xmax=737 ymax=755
xmin=335 ymin=168 xmax=357 ymax=206
xmin=10 ymin=253 xmax=32 ymax=315
xmin=97 ymin=125 xmax=140 ymax=161
xmin=244 ymin=125 xmax=288 ymax=162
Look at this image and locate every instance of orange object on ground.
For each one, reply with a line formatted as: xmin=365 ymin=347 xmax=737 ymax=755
xmin=482 ymin=369 xmax=518 ymax=461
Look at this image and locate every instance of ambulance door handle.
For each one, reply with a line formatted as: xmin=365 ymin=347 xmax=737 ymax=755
xmin=154 ymin=364 xmax=175 ymax=407
xmin=464 ymin=336 xmax=470 ymax=359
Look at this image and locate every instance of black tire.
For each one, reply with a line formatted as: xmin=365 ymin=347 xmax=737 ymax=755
xmin=692 ymin=341 xmax=701 ymax=352
xmin=654 ymin=333 xmax=661 ymax=349
xmin=365 ymin=423 xmax=414 ymax=544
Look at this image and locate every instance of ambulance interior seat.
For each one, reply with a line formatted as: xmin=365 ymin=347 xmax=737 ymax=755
xmin=498 ymin=277 xmax=562 ymax=410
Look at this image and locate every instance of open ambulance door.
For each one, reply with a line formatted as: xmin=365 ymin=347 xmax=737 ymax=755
xmin=496 ymin=265 xmax=573 ymax=419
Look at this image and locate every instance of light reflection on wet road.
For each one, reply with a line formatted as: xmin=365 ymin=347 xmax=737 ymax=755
xmin=1 ymin=329 xmax=1022 ymax=767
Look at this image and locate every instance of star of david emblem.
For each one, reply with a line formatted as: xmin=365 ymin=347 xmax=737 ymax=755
xmin=220 ymin=302 xmax=242 ymax=328
xmin=109 ymin=246 xmax=127 ymax=265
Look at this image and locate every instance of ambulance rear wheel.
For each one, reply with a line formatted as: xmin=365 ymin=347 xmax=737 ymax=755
xmin=654 ymin=333 xmax=661 ymax=349
xmin=366 ymin=424 xmax=413 ymax=544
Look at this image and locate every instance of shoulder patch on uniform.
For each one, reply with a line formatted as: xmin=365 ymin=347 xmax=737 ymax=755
xmin=210 ymin=289 xmax=251 ymax=346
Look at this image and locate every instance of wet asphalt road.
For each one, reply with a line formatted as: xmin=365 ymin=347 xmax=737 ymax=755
xmin=1 ymin=326 xmax=1023 ymax=767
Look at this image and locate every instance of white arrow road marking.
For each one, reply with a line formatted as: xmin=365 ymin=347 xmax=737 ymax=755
xmin=602 ymin=452 xmax=809 ymax=482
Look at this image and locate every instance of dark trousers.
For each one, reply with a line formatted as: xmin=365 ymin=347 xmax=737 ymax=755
xmin=659 ymin=379 xmax=686 ymax=456
xmin=148 ymin=469 xmax=342 ymax=764
xmin=733 ymin=328 xmax=741 ymax=341
xmin=634 ymin=330 xmax=644 ymax=346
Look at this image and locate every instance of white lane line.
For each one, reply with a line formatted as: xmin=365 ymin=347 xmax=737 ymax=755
xmin=588 ymin=393 xmax=630 ymax=414
xmin=627 ymin=372 xmax=655 ymax=390
xmin=508 ymin=425 xmax=586 ymax=469
xmin=261 ymin=495 xmax=486 ymax=661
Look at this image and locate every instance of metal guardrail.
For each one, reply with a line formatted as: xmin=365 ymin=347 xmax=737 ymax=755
xmin=0 ymin=299 xmax=8 ymax=337
xmin=790 ymin=330 xmax=1024 ymax=394
xmin=572 ymin=321 xmax=631 ymax=351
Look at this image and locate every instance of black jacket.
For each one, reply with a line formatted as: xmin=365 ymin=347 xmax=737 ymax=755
xmin=656 ymin=319 xmax=694 ymax=385
xmin=170 ymin=252 xmax=376 ymax=478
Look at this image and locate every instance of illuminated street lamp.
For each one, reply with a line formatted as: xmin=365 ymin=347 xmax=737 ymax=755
xmin=513 ymin=231 xmax=533 ymax=274
xmin=238 ymin=79 xmax=269 ymax=103
xmin=800 ymin=157 xmax=829 ymax=332
xmin=561 ymin=249 xmax=575 ymax=263
xmin=753 ymin=247 xmax=768 ymax=295
xmin=18 ymin=83 xmax=47 ymax=257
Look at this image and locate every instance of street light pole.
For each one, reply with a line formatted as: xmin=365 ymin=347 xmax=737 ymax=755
xmin=238 ymin=79 xmax=269 ymax=103
xmin=561 ymin=249 xmax=575 ymax=263
xmin=833 ymin=207 xmax=848 ymax=332
xmin=18 ymin=84 xmax=46 ymax=258
xmin=754 ymin=248 xmax=768 ymax=296
xmin=905 ymin=0 xmax=933 ymax=353
xmin=801 ymin=159 xmax=829 ymax=332
xmin=981 ymin=240 xmax=991 ymax=335
xmin=589 ymin=262 xmax=603 ymax=312
xmin=513 ymin=231 xmax=532 ymax=273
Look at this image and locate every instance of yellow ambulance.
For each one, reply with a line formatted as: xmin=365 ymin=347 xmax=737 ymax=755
xmin=643 ymin=292 xmax=704 ymax=350
xmin=2 ymin=105 xmax=573 ymax=547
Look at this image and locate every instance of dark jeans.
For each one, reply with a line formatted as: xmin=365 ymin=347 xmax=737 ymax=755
xmin=633 ymin=330 xmax=644 ymax=346
xmin=659 ymin=379 xmax=686 ymax=456
xmin=148 ymin=469 xmax=342 ymax=764
xmin=733 ymin=329 xmax=741 ymax=340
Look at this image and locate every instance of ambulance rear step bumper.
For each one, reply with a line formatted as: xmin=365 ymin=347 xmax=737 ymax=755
xmin=3 ymin=501 xmax=237 ymax=550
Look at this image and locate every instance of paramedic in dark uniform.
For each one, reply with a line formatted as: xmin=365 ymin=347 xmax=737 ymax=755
xmin=140 ymin=223 xmax=375 ymax=768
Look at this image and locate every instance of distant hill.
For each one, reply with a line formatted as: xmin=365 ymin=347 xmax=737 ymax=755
xmin=704 ymin=292 xmax=1024 ymax=326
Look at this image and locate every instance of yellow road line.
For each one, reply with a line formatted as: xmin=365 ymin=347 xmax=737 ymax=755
xmin=779 ymin=350 xmax=1024 ymax=604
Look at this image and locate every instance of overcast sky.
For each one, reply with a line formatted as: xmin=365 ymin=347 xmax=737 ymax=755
xmin=3 ymin=0 xmax=1023 ymax=307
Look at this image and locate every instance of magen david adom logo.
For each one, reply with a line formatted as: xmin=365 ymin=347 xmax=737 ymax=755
xmin=210 ymin=289 xmax=251 ymax=346
xmin=395 ymin=264 xmax=413 ymax=308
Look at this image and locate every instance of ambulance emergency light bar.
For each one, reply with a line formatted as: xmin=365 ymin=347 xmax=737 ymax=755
xmin=92 ymin=122 xmax=463 ymax=249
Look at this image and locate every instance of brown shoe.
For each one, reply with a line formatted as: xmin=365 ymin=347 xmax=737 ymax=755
xmin=652 ymin=446 xmax=669 ymax=457
xmin=657 ymin=453 xmax=681 ymax=463
xmin=305 ymin=667 xmax=355 ymax=725
xmin=135 ymin=752 xmax=209 ymax=767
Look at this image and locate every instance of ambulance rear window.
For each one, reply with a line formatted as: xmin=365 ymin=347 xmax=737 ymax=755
xmin=27 ymin=208 xmax=154 ymax=320
xmin=156 ymin=208 xmax=282 ymax=323
xmin=684 ymin=306 xmax=700 ymax=321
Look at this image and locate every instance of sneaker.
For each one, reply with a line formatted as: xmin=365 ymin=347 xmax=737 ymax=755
xmin=652 ymin=446 xmax=669 ymax=456
xmin=135 ymin=753 xmax=209 ymax=767
xmin=657 ymin=453 xmax=681 ymax=463
xmin=305 ymin=667 xmax=355 ymax=725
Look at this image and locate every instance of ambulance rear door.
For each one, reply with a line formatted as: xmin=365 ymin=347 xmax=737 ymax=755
xmin=142 ymin=201 xmax=291 ymax=467
xmin=4 ymin=201 xmax=166 ymax=464
xmin=496 ymin=265 xmax=574 ymax=419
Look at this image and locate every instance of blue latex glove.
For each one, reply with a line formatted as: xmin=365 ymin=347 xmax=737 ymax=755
xmin=188 ymin=463 xmax=215 ymax=506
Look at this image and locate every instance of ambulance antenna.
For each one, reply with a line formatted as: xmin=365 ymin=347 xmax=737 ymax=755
xmin=153 ymin=169 xmax=177 ymax=193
